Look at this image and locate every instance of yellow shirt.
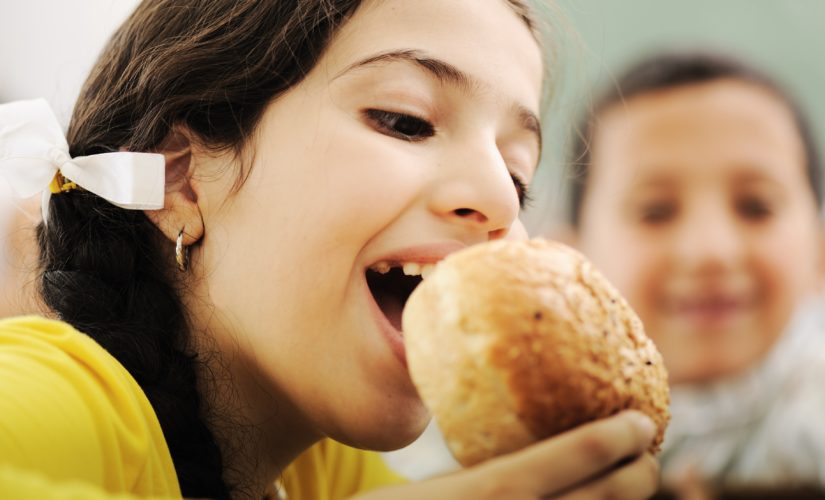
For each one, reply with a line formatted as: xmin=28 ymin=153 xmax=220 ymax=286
xmin=283 ymin=439 xmax=406 ymax=499
xmin=0 ymin=316 xmax=406 ymax=499
xmin=0 ymin=316 xmax=180 ymax=498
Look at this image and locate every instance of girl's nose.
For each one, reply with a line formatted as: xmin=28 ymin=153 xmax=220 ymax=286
xmin=427 ymin=141 xmax=521 ymax=240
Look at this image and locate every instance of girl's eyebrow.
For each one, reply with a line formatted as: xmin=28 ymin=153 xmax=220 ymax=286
xmin=336 ymin=49 xmax=473 ymax=88
xmin=336 ymin=48 xmax=542 ymax=150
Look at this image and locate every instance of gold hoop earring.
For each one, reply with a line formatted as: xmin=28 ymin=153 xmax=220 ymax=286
xmin=176 ymin=230 xmax=190 ymax=272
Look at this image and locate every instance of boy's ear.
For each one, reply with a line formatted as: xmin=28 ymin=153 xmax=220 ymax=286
xmin=143 ymin=126 xmax=204 ymax=247
xmin=818 ymin=220 xmax=825 ymax=291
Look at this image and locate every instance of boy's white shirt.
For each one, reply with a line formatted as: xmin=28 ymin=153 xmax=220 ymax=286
xmin=661 ymin=295 xmax=825 ymax=487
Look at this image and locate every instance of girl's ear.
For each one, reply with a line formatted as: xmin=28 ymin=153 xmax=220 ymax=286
xmin=143 ymin=127 xmax=204 ymax=247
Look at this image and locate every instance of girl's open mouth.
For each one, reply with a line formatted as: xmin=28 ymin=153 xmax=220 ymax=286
xmin=365 ymin=262 xmax=434 ymax=331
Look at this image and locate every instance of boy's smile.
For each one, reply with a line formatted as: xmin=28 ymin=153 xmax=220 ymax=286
xmin=661 ymin=286 xmax=757 ymax=331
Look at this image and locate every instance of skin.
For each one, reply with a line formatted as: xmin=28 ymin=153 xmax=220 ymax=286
xmin=147 ymin=0 xmax=659 ymax=497
xmin=0 ymin=196 xmax=40 ymax=318
xmin=576 ymin=79 xmax=824 ymax=385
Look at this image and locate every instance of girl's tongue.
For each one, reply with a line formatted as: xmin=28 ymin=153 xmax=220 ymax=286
xmin=372 ymin=288 xmax=405 ymax=331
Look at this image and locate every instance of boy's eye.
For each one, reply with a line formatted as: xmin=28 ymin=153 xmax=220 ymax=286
xmin=736 ymin=196 xmax=772 ymax=220
xmin=364 ymin=109 xmax=435 ymax=141
xmin=639 ymin=202 xmax=676 ymax=225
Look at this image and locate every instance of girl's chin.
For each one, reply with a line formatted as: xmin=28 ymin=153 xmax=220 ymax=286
xmin=334 ymin=406 xmax=431 ymax=451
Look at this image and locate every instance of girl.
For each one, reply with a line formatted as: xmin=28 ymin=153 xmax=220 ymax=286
xmin=0 ymin=1 xmax=659 ymax=498
xmin=568 ymin=51 xmax=825 ymax=493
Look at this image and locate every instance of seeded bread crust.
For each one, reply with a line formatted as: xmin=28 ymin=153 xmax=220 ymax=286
xmin=403 ymin=239 xmax=670 ymax=466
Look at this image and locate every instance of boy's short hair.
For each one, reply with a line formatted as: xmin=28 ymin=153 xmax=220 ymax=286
xmin=568 ymin=51 xmax=823 ymax=226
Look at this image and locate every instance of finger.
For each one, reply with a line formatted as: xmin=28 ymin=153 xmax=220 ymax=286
xmin=673 ymin=464 xmax=713 ymax=500
xmin=552 ymin=452 xmax=660 ymax=500
xmin=484 ymin=410 xmax=656 ymax=495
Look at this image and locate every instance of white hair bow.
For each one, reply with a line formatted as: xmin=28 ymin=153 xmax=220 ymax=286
xmin=0 ymin=99 xmax=165 ymax=213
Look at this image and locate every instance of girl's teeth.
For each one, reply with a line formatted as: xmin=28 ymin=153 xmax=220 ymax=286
xmin=402 ymin=262 xmax=421 ymax=276
xmin=369 ymin=260 xmax=436 ymax=278
xmin=371 ymin=261 xmax=391 ymax=274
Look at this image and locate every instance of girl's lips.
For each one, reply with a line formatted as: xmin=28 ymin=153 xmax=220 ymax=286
xmin=366 ymin=241 xmax=468 ymax=268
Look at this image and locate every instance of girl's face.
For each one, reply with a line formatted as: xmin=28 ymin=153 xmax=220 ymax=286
xmin=577 ymin=80 xmax=823 ymax=384
xmin=188 ymin=0 xmax=542 ymax=450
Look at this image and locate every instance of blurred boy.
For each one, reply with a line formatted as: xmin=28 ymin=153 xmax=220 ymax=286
xmin=567 ymin=51 xmax=825 ymax=492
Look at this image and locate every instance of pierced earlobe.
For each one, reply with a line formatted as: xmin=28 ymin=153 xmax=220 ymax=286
xmin=176 ymin=229 xmax=190 ymax=272
xmin=144 ymin=125 xmax=204 ymax=266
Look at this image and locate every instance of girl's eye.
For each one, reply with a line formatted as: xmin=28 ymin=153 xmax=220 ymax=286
xmin=737 ymin=196 xmax=772 ymax=221
xmin=364 ymin=109 xmax=435 ymax=141
xmin=511 ymin=174 xmax=532 ymax=210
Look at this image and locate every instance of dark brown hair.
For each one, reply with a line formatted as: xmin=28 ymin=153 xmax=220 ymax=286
xmin=568 ymin=51 xmax=823 ymax=226
xmin=37 ymin=1 xmax=539 ymax=497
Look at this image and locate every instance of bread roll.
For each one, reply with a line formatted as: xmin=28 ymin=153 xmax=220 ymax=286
xmin=403 ymin=239 xmax=669 ymax=467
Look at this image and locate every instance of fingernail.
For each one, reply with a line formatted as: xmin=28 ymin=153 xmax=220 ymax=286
xmin=630 ymin=412 xmax=656 ymax=441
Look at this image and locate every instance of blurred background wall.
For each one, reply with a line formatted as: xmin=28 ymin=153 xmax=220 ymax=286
xmin=0 ymin=1 xmax=136 ymax=124
xmin=2 ymin=0 xmax=824 ymax=233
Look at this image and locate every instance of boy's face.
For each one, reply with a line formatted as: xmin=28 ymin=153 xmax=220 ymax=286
xmin=577 ymin=79 xmax=823 ymax=384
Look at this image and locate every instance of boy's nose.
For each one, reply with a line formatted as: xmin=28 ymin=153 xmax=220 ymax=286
xmin=427 ymin=142 xmax=521 ymax=240
xmin=673 ymin=201 xmax=745 ymax=272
